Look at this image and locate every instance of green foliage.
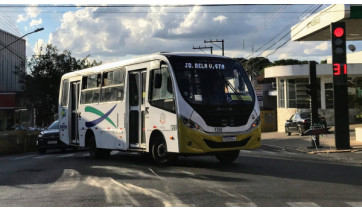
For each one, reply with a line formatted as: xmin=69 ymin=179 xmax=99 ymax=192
xmin=26 ymin=44 xmax=101 ymax=126
xmin=239 ymin=57 xmax=272 ymax=77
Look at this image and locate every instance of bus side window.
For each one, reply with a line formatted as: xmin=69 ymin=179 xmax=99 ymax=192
xmin=149 ymin=65 xmax=175 ymax=113
xmin=101 ymin=68 xmax=125 ymax=102
xmin=80 ymin=74 xmax=101 ymax=104
xmin=61 ymin=79 xmax=69 ymax=107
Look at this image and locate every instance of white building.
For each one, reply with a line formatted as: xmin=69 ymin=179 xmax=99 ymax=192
xmin=265 ymin=52 xmax=362 ymax=132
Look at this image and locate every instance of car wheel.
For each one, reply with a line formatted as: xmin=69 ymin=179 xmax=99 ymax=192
xmin=215 ymin=150 xmax=240 ymax=163
xmin=285 ymin=127 xmax=291 ymax=136
xmin=299 ymin=127 xmax=304 ymax=136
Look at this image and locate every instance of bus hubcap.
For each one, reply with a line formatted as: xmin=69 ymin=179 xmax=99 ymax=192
xmin=157 ymin=143 xmax=166 ymax=158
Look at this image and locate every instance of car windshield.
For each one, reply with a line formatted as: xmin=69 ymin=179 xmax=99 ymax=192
xmin=48 ymin=121 xmax=59 ymax=129
xmin=169 ymin=56 xmax=255 ymax=106
xmin=300 ymin=113 xmax=310 ymax=119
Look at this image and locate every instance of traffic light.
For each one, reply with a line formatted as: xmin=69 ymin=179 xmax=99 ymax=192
xmin=331 ymin=22 xmax=347 ymax=84
xmin=330 ymin=22 xmax=350 ymax=149
xmin=331 ymin=23 xmax=346 ymax=63
xmin=305 ymin=84 xmax=311 ymax=96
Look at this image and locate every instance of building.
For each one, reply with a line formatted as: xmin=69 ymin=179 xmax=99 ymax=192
xmin=0 ymin=29 xmax=26 ymax=131
xmin=265 ymin=57 xmax=362 ymax=132
xmin=263 ymin=4 xmax=362 ymax=132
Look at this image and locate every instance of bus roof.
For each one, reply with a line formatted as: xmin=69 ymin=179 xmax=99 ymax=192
xmin=61 ymin=52 xmax=231 ymax=80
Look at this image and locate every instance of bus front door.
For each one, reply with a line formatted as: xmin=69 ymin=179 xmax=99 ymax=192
xmin=128 ymin=70 xmax=147 ymax=149
xmin=70 ymin=81 xmax=80 ymax=145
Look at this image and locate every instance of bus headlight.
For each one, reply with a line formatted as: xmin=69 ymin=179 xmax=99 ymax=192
xmin=249 ymin=116 xmax=260 ymax=130
xmin=182 ymin=117 xmax=203 ymax=132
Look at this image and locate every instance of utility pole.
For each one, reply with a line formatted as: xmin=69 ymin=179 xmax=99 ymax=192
xmin=193 ymin=46 xmax=213 ymax=54
xmin=204 ymin=39 xmax=224 ymax=56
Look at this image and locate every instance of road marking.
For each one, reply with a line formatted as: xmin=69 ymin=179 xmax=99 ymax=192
xmin=58 ymin=153 xmax=75 ymax=158
xmin=12 ymin=154 xmax=36 ymax=160
xmin=110 ymin=151 xmax=118 ymax=155
xmin=33 ymin=155 xmax=51 ymax=159
xmin=148 ymin=168 xmax=162 ymax=180
xmin=225 ymin=202 xmax=257 ymax=207
xmin=287 ymin=202 xmax=320 ymax=207
xmin=346 ymin=202 xmax=362 ymax=207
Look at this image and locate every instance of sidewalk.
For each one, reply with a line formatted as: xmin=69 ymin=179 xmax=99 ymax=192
xmin=261 ymin=124 xmax=362 ymax=165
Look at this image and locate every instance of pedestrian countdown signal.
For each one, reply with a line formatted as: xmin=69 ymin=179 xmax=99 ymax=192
xmin=333 ymin=63 xmax=347 ymax=76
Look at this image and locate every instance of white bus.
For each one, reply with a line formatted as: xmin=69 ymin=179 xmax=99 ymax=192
xmin=58 ymin=53 xmax=261 ymax=164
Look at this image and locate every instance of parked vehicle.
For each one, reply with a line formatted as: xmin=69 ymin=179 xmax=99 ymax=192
xmin=285 ymin=112 xmax=327 ymax=136
xmin=36 ymin=120 xmax=68 ymax=154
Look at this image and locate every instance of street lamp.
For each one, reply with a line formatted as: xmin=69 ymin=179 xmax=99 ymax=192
xmin=0 ymin=27 xmax=44 ymax=52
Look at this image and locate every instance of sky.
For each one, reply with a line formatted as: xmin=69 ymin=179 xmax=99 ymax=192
xmin=1 ymin=0 xmax=362 ymax=65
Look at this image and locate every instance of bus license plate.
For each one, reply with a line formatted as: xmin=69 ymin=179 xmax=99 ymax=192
xmin=48 ymin=140 xmax=57 ymax=145
xmin=223 ymin=136 xmax=236 ymax=142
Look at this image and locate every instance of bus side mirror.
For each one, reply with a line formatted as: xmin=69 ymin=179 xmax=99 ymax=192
xmin=155 ymin=73 xmax=162 ymax=89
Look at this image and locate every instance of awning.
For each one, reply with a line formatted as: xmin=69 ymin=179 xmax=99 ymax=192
xmin=0 ymin=93 xmax=16 ymax=109
xmin=291 ymin=4 xmax=362 ymax=41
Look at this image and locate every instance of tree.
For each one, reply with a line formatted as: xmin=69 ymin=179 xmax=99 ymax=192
xmin=26 ymin=44 xmax=102 ymax=127
xmin=242 ymin=57 xmax=272 ymax=77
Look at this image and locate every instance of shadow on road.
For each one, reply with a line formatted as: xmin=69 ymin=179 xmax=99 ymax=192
xmin=1 ymin=149 xmax=362 ymax=188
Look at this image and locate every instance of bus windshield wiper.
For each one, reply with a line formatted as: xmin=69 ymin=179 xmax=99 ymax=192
xmin=224 ymin=80 xmax=245 ymax=103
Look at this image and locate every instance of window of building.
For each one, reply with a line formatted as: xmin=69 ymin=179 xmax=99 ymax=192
xmin=287 ymin=78 xmax=321 ymax=109
xmin=278 ymin=79 xmax=285 ymax=108
xmin=325 ymin=82 xmax=334 ymax=109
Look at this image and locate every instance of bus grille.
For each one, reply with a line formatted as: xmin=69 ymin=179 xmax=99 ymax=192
xmin=203 ymin=137 xmax=250 ymax=149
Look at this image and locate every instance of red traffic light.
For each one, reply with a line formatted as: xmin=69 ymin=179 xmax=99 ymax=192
xmin=333 ymin=27 xmax=344 ymax=38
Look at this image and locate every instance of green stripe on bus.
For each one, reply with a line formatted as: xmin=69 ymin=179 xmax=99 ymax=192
xmin=85 ymin=106 xmax=117 ymax=128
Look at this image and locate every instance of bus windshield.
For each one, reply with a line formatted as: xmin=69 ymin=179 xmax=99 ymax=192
xmin=169 ymin=57 xmax=255 ymax=106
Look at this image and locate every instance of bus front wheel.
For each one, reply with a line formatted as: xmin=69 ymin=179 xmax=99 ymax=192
xmin=151 ymin=136 xmax=178 ymax=165
xmin=215 ymin=150 xmax=240 ymax=163
xmin=151 ymin=136 xmax=168 ymax=165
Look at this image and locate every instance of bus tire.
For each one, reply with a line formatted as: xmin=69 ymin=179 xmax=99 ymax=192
xmin=151 ymin=136 xmax=169 ymax=165
xmin=89 ymin=135 xmax=101 ymax=159
xmin=215 ymin=150 xmax=240 ymax=163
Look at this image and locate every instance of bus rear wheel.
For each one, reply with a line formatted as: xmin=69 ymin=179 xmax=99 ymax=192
xmin=215 ymin=150 xmax=240 ymax=163
xmin=89 ymin=135 xmax=101 ymax=159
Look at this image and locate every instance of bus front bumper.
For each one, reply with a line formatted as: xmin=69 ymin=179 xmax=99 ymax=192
xmin=178 ymin=120 xmax=261 ymax=154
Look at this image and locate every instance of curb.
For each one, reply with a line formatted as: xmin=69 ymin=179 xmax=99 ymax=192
xmin=308 ymin=148 xmax=362 ymax=154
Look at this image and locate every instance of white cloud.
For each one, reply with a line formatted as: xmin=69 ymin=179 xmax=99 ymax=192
xmin=213 ymin=15 xmax=227 ymax=23
xmin=17 ymin=14 xmax=27 ymax=23
xmin=303 ymin=41 xmax=330 ymax=55
xmin=45 ymin=5 xmax=337 ymax=63
xmin=33 ymin=39 xmax=46 ymax=57
xmin=26 ymin=5 xmax=41 ymax=19
xmin=30 ymin=18 xmax=42 ymax=27
xmin=16 ymin=5 xmax=42 ymax=31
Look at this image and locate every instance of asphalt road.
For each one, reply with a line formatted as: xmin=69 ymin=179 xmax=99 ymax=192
xmin=1 ymin=145 xmax=362 ymax=207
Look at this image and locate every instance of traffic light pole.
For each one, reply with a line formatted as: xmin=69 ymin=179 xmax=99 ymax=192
xmin=308 ymin=61 xmax=321 ymax=148
xmin=331 ymin=22 xmax=350 ymax=149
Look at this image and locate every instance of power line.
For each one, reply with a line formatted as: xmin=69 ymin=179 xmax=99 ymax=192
xmin=245 ymin=4 xmax=322 ymax=59
xmin=242 ymin=4 xmax=325 ymax=73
